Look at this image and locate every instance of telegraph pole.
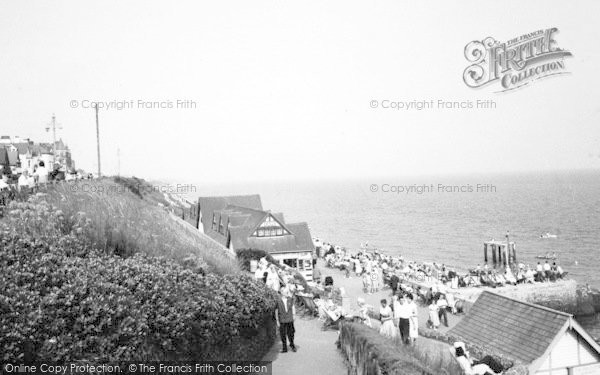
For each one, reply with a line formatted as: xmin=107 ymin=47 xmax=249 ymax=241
xmin=45 ymin=114 xmax=62 ymax=166
xmin=117 ymin=147 xmax=120 ymax=177
xmin=94 ymin=104 xmax=102 ymax=177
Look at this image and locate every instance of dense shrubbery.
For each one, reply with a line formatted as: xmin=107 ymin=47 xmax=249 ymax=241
xmin=338 ymin=322 xmax=435 ymax=375
xmin=0 ymin=197 xmax=278 ymax=362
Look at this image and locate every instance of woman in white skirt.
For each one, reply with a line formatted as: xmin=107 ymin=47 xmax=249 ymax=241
xmin=428 ymin=299 xmax=440 ymax=330
xmin=407 ymin=294 xmax=419 ymax=343
xmin=378 ymin=299 xmax=398 ymax=338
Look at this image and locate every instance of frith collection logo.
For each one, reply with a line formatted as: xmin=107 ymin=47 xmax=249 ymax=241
xmin=463 ymin=28 xmax=572 ymax=92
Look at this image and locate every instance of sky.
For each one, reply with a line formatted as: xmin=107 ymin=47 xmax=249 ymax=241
xmin=1 ymin=0 xmax=599 ymax=183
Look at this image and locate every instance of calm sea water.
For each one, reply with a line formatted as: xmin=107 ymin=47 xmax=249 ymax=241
xmin=183 ymin=170 xmax=600 ymax=336
xmin=187 ymin=170 xmax=600 ymax=288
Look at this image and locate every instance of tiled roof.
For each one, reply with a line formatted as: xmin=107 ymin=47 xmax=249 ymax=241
xmin=198 ymin=195 xmax=314 ymax=254
xmin=12 ymin=143 xmax=32 ymax=155
xmin=198 ymin=194 xmax=263 ymax=233
xmin=6 ymin=149 xmax=19 ymax=166
xmin=0 ymin=148 xmax=9 ymax=166
xmin=448 ymin=291 xmax=571 ymax=364
xmin=230 ymin=222 xmax=314 ymax=254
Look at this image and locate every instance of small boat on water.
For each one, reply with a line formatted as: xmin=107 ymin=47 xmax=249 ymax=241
xmin=540 ymin=232 xmax=558 ymax=239
xmin=536 ymin=252 xmax=558 ymax=260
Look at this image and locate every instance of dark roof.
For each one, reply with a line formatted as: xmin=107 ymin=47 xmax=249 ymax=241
xmin=0 ymin=148 xmax=8 ymax=166
xmin=6 ymin=149 xmax=19 ymax=166
xmin=198 ymin=195 xmax=314 ymax=254
xmin=198 ymin=195 xmax=263 ymax=233
xmin=448 ymin=291 xmax=571 ymax=364
xmin=230 ymin=222 xmax=314 ymax=253
xmin=12 ymin=143 xmax=32 ymax=155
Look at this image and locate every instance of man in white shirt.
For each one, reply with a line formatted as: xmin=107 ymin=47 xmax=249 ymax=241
xmin=18 ymin=171 xmax=29 ymax=193
xmin=0 ymin=177 xmax=9 ymax=191
xmin=543 ymin=261 xmax=551 ymax=281
xmin=395 ymin=295 xmax=412 ymax=344
xmin=35 ymin=161 xmax=48 ymax=185
xmin=536 ymin=262 xmax=544 ymax=281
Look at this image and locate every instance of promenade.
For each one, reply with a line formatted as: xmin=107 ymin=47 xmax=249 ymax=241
xmin=262 ymin=314 xmax=346 ymax=375
xmin=265 ymin=263 xmax=461 ymax=375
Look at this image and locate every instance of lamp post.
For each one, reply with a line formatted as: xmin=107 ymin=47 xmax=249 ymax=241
xmin=45 ymin=114 xmax=61 ymax=167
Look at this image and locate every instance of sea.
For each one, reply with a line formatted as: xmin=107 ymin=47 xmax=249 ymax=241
xmin=180 ymin=169 xmax=600 ymax=337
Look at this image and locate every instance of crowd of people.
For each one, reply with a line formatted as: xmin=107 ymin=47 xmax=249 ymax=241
xmin=0 ymin=161 xmax=93 ymax=209
xmin=319 ymin=240 xmax=568 ymax=294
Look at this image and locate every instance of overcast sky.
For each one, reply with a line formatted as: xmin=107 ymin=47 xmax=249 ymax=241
xmin=1 ymin=1 xmax=599 ymax=183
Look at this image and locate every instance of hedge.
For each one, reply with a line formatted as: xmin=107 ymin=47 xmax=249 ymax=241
xmin=0 ymin=198 xmax=278 ymax=362
xmin=338 ymin=322 xmax=434 ymax=375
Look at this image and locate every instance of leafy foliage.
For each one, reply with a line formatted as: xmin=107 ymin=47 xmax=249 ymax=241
xmin=0 ymin=197 xmax=278 ymax=362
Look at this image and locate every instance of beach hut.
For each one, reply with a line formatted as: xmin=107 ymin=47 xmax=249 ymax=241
xmin=449 ymin=291 xmax=600 ymax=374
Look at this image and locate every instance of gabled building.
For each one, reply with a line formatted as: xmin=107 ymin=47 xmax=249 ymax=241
xmin=449 ymin=291 xmax=600 ymax=375
xmin=198 ymin=195 xmax=315 ymax=281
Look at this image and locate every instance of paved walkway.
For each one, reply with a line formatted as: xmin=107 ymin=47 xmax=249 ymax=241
xmin=264 ymin=262 xmax=464 ymax=375
xmin=262 ymin=314 xmax=346 ymax=375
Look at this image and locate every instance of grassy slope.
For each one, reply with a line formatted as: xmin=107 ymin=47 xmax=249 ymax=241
xmin=44 ymin=177 xmax=239 ymax=276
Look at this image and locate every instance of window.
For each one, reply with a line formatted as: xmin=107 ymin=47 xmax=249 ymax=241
xmin=283 ymin=259 xmax=297 ymax=268
xmin=212 ymin=214 xmax=217 ymax=230
xmin=252 ymin=215 xmax=290 ymax=237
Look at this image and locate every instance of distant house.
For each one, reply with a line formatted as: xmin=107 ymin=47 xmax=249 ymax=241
xmin=449 ymin=291 xmax=600 ymax=375
xmin=0 ymin=148 xmax=10 ymax=173
xmin=5 ymin=148 xmax=19 ymax=169
xmin=198 ymin=195 xmax=315 ymax=281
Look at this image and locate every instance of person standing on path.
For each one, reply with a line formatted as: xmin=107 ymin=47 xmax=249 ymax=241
xmin=275 ymin=286 xmax=297 ymax=353
xmin=396 ymin=295 xmax=412 ymax=344
xmin=437 ymin=294 xmax=449 ymax=327
xmin=407 ymin=294 xmax=419 ymax=344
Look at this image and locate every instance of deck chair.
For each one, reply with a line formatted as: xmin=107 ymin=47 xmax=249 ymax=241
xmin=448 ymin=346 xmax=502 ymax=375
xmin=301 ymin=296 xmax=319 ymax=317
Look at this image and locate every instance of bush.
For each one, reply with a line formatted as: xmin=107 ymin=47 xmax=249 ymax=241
xmin=338 ymin=322 xmax=435 ymax=375
xmin=0 ymin=198 xmax=278 ymax=362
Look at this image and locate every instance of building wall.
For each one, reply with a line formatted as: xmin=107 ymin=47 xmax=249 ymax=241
xmin=271 ymin=251 xmax=313 ymax=281
xmin=535 ymin=330 xmax=600 ymax=375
